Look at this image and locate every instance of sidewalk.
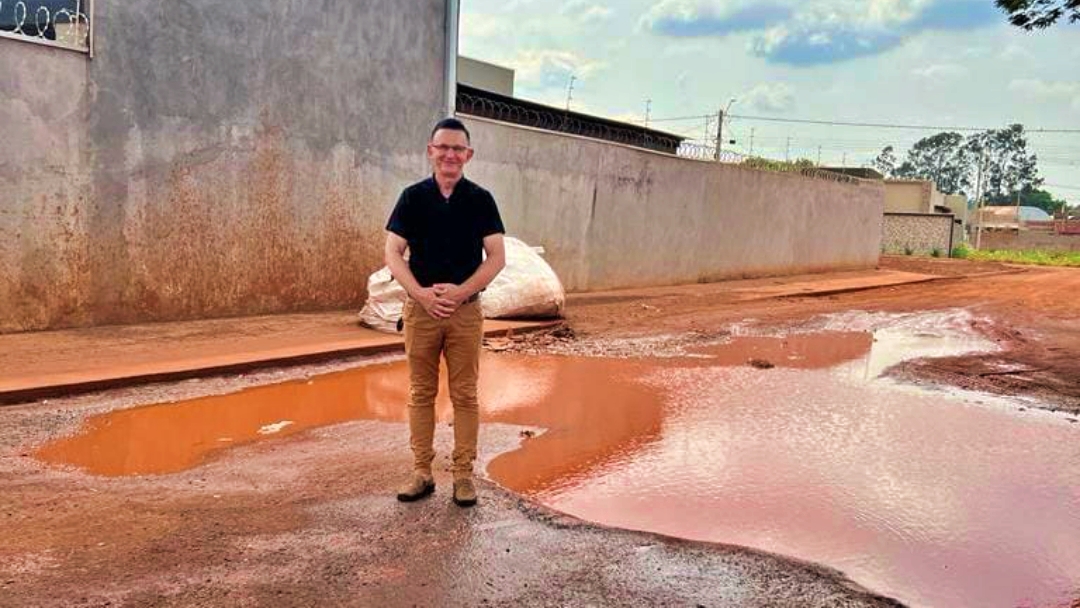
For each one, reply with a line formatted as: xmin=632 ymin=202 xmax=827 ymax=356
xmin=0 ymin=268 xmax=948 ymax=405
xmin=0 ymin=313 xmax=550 ymax=405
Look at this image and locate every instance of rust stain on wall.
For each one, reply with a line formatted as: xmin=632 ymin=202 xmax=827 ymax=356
xmin=114 ymin=118 xmax=386 ymax=325
xmin=2 ymin=188 xmax=92 ymax=333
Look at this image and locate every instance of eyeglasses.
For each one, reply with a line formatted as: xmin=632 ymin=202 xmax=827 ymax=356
xmin=430 ymin=144 xmax=470 ymax=154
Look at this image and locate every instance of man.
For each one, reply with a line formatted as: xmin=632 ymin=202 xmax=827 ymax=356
xmin=384 ymin=117 xmax=506 ymax=507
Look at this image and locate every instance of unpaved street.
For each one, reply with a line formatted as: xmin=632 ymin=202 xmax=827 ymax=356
xmin=560 ymin=257 xmax=1080 ymax=415
xmin=2 ymin=258 xmax=1078 ymax=607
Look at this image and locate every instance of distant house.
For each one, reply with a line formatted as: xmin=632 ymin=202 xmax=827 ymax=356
xmin=821 ymin=170 xmax=968 ymax=221
xmin=881 ymin=179 xmax=947 ymax=214
xmin=973 ymin=206 xmax=1052 ymax=230
xmin=821 ymin=170 xmax=966 ymax=255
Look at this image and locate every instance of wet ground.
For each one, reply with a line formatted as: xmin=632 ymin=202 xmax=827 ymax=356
xmin=26 ymin=309 xmax=1080 ymax=608
xmin=4 ymin=258 xmax=1080 ymax=607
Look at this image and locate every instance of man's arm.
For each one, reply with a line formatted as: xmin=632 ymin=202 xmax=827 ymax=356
xmin=384 ymin=231 xmax=457 ymax=319
xmin=438 ymin=233 xmax=506 ymax=308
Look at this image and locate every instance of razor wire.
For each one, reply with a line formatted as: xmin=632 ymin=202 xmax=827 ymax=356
xmin=457 ymin=91 xmax=683 ymax=154
xmin=0 ymin=0 xmax=90 ymax=52
xmin=458 ymin=91 xmax=867 ymax=185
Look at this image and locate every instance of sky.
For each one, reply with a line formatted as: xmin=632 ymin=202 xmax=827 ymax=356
xmin=458 ymin=0 xmax=1079 ymax=205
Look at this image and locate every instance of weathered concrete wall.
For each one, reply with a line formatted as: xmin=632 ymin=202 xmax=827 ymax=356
xmin=0 ymin=0 xmax=445 ymax=333
xmin=980 ymin=230 xmax=1080 ymax=252
xmin=462 ymin=116 xmax=885 ymax=292
xmin=884 ymin=180 xmax=932 ymax=214
xmin=882 ymin=213 xmax=955 ymax=256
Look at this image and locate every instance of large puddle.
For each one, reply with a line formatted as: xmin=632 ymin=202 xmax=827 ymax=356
xmin=35 ymin=311 xmax=1080 ymax=608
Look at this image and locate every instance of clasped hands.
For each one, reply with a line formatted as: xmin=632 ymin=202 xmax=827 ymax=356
xmin=416 ymin=283 xmax=470 ymax=319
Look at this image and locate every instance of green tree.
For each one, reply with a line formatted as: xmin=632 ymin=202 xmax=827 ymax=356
xmin=897 ymin=132 xmax=973 ymax=194
xmin=872 ymin=145 xmax=897 ymax=176
xmin=997 ymin=0 xmax=1080 ymax=29
xmin=965 ymin=124 xmax=1042 ymax=200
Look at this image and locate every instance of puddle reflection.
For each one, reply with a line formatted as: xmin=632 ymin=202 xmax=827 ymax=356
xmin=34 ymin=312 xmax=1080 ymax=608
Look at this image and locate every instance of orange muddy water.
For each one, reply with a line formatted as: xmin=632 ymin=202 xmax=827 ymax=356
xmin=37 ymin=311 xmax=1080 ymax=608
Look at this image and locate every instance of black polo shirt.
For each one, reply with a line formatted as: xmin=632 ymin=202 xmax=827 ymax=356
xmin=386 ymin=176 xmax=505 ymax=287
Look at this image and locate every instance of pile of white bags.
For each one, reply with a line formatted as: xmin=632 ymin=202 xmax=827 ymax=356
xmin=358 ymin=237 xmax=565 ymax=333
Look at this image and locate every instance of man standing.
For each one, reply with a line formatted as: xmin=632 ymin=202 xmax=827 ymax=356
xmin=384 ymin=118 xmax=506 ymax=507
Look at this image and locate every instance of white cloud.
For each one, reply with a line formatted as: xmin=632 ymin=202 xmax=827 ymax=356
xmin=1008 ymin=79 xmax=1080 ymax=112
xmin=461 ymin=13 xmax=507 ymax=39
xmin=740 ymin=82 xmax=796 ymax=113
xmin=1009 ymin=79 xmax=1080 ymax=98
xmin=643 ymin=0 xmax=1000 ymax=66
xmin=508 ymin=49 xmax=607 ymax=90
xmin=911 ymin=63 xmax=969 ymax=78
xmin=641 ymin=0 xmax=792 ymax=36
xmin=999 ymin=44 xmax=1033 ymax=61
xmin=561 ymin=0 xmax=614 ymax=23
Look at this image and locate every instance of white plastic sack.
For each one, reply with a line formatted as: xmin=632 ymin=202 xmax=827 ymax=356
xmin=357 ymin=267 xmax=406 ymax=333
xmin=357 ymin=237 xmax=565 ymax=333
xmin=481 ymin=237 xmax=565 ymax=319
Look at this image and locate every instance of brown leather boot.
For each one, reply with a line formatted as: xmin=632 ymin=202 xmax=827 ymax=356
xmin=452 ymin=477 xmax=478 ymax=507
xmin=396 ymin=472 xmax=435 ymax=502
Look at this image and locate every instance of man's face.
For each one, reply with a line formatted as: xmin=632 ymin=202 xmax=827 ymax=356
xmin=427 ymin=128 xmax=474 ymax=179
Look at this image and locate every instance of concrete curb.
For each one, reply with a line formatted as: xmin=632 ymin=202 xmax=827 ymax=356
xmin=1 ymin=268 xmax=1026 ymax=406
xmin=763 ymin=268 xmax=1030 ymax=300
xmin=0 ymin=322 xmax=556 ymax=406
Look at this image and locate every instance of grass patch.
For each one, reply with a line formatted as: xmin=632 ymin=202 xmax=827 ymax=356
xmin=958 ymin=246 xmax=1080 ymax=267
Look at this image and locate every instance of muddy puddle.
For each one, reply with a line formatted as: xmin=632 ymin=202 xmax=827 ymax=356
xmin=35 ymin=310 xmax=1080 ymax=608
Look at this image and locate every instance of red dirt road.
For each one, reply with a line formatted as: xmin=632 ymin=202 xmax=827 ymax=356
xmin=2 ymin=257 xmax=1078 ymax=608
xmin=559 ymin=257 xmax=1080 ymax=415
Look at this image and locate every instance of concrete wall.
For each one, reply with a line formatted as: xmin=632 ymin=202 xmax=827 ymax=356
xmin=980 ymin=230 xmax=1080 ymax=252
xmin=884 ymin=180 xmax=935 ymax=214
xmin=0 ymin=0 xmax=446 ymax=333
xmin=944 ymin=194 xmax=969 ymax=225
xmin=462 ymin=116 xmax=885 ymax=292
xmin=882 ymin=213 xmax=955 ymax=256
xmin=458 ymin=56 xmax=514 ymax=96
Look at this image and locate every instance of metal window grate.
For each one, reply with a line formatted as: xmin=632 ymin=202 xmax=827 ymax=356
xmin=0 ymin=0 xmax=91 ymax=54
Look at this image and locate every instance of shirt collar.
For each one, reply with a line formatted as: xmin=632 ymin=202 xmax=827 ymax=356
xmin=428 ymin=175 xmax=470 ymax=198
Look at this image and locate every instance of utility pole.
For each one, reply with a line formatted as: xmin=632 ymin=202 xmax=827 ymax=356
xmin=785 ymin=137 xmax=791 ymax=162
xmin=817 ymin=146 xmax=822 ymax=166
xmin=842 ymin=153 xmax=847 ymax=168
xmin=749 ymin=127 xmax=755 ymax=156
xmin=714 ymin=108 xmax=723 ymax=161
xmin=715 ymin=98 xmax=736 ymax=161
xmin=1014 ymin=186 xmax=1022 ymax=232
xmin=974 ymin=149 xmax=987 ymax=250
xmin=565 ymin=75 xmax=576 ymax=111
xmin=644 ymin=99 xmax=652 ymax=128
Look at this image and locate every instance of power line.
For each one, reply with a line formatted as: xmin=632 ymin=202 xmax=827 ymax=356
xmin=641 ymin=112 xmax=1080 ymax=134
xmin=728 ymin=114 xmax=1080 ymax=134
xmin=1046 ymin=183 xmax=1080 ymax=191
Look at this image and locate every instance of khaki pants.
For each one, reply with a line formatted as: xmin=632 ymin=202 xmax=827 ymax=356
xmin=403 ymin=298 xmax=484 ymax=480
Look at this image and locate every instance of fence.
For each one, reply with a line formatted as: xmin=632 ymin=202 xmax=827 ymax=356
xmin=457 ymin=90 xmax=872 ymax=186
xmin=457 ymin=88 xmax=683 ymax=155
xmin=1024 ymin=220 xmax=1080 ymax=235
xmin=0 ymin=0 xmax=91 ymax=53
